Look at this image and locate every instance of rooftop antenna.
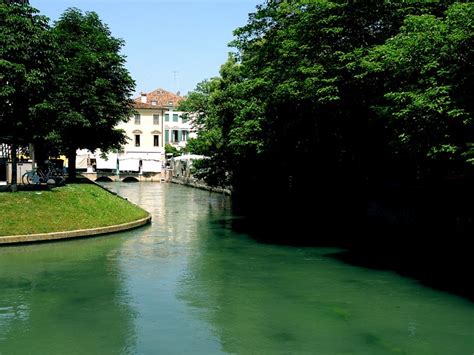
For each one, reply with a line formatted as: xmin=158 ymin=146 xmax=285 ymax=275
xmin=172 ymin=70 xmax=180 ymax=95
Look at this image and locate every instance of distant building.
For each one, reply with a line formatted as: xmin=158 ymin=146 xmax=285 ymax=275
xmin=138 ymin=88 xmax=196 ymax=149
xmin=76 ymin=87 xmax=194 ymax=179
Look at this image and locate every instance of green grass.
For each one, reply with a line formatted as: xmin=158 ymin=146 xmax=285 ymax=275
xmin=0 ymin=184 xmax=149 ymax=236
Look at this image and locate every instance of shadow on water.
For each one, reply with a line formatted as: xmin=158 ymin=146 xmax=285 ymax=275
xmin=179 ymin=204 xmax=474 ymax=354
xmin=233 ymin=218 xmax=473 ymax=301
xmin=327 ymin=232 xmax=474 ymax=302
xmin=228 ymin=182 xmax=474 ymax=302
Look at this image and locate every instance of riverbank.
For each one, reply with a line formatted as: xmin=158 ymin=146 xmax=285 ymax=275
xmin=0 ymin=183 xmax=150 ymax=240
xmin=170 ymin=177 xmax=231 ymax=195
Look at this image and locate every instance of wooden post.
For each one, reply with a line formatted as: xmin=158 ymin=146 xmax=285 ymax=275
xmin=10 ymin=142 xmax=17 ymax=192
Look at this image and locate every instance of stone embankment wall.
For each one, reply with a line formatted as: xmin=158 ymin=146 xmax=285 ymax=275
xmin=170 ymin=176 xmax=231 ymax=195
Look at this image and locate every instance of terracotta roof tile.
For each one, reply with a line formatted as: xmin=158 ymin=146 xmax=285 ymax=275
xmin=133 ymin=88 xmax=184 ymax=109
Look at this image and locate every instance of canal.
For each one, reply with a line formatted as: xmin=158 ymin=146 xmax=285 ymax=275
xmin=0 ymin=182 xmax=472 ymax=354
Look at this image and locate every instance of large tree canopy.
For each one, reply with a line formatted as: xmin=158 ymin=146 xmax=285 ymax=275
xmin=1 ymin=4 xmax=136 ymax=185
xmin=51 ymin=8 xmax=135 ymax=178
xmin=181 ymin=0 xmax=473 ymax=232
xmin=0 ymin=1 xmax=56 ymax=188
xmin=356 ymin=2 xmax=474 ymax=171
xmin=0 ymin=1 xmax=56 ymax=145
xmin=225 ymin=0 xmax=462 ymax=185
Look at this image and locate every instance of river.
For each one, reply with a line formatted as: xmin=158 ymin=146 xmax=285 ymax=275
xmin=0 ymin=182 xmax=472 ymax=354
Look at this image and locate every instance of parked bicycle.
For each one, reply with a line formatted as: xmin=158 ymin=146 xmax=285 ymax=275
xmin=22 ymin=160 xmax=66 ymax=185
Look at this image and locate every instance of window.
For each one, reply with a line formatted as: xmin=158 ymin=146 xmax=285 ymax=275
xmin=181 ymin=130 xmax=188 ymax=141
xmin=135 ymin=135 xmax=140 ymax=147
xmin=134 ymin=114 xmax=141 ymax=125
xmin=164 ymin=113 xmax=169 ymax=122
xmin=172 ymin=130 xmax=179 ymax=142
xmin=165 ymin=130 xmax=169 ymax=144
xmin=182 ymin=114 xmax=188 ymax=123
xmin=153 ymin=114 xmax=160 ymax=125
xmin=172 ymin=114 xmax=178 ymax=122
xmin=153 ymin=135 xmax=159 ymax=147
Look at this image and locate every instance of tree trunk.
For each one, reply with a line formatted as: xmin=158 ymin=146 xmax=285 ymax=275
xmin=10 ymin=142 xmax=18 ymax=192
xmin=67 ymin=147 xmax=77 ymax=182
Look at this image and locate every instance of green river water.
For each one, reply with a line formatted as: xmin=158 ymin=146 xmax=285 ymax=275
xmin=0 ymin=182 xmax=472 ymax=354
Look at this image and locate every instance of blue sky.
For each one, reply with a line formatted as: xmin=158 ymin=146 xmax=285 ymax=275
xmin=29 ymin=0 xmax=261 ymax=97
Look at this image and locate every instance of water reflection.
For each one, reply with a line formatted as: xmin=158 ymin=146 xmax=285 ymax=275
xmin=0 ymin=235 xmax=136 ymax=354
xmin=102 ymin=183 xmax=227 ymax=354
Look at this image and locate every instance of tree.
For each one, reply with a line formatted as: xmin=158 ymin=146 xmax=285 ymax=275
xmin=178 ymin=78 xmax=224 ymax=158
xmin=0 ymin=1 xmax=56 ymax=190
xmin=182 ymin=0 xmax=463 ymax=228
xmin=228 ymin=0 xmax=457 ymax=186
xmin=356 ymin=2 xmax=473 ymax=178
xmin=178 ymin=65 xmax=254 ymax=188
xmin=164 ymin=143 xmax=180 ymax=156
xmin=3 ymin=0 xmax=29 ymax=4
xmin=51 ymin=8 xmax=135 ymax=180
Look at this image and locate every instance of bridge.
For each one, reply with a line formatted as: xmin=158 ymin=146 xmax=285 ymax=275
xmin=81 ymin=171 xmax=164 ymax=183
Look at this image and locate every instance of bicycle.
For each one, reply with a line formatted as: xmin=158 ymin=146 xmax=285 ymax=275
xmin=22 ymin=160 xmax=66 ymax=185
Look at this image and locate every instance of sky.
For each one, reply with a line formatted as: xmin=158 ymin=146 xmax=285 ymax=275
xmin=29 ymin=0 xmax=262 ymax=97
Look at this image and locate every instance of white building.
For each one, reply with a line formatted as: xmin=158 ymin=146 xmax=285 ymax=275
xmin=139 ymin=88 xmax=197 ymax=149
xmin=76 ymin=88 xmax=195 ymax=176
xmin=163 ymin=115 xmax=195 ymax=150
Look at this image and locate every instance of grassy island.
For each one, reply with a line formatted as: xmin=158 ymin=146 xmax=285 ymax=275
xmin=0 ymin=184 xmax=149 ymax=237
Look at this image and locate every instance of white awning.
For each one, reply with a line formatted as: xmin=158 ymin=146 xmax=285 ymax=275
xmin=126 ymin=152 xmax=161 ymax=159
xmin=119 ymin=158 xmax=140 ymax=172
xmin=142 ymin=159 xmax=162 ymax=173
xmin=172 ymin=154 xmax=207 ymax=161
xmin=96 ymin=153 xmax=118 ymax=170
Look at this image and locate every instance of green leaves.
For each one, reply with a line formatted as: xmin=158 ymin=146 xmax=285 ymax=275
xmin=178 ymin=0 xmax=472 ymax=194
xmin=0 ymin=2 xmax=56 ymax=144
xmin=358 ymin=2 xmax=473 ymax=163
xmin=51 ymin=8 xmax=135 ymax=153
xmin=1 ymin=3 xmax=135 ymax=175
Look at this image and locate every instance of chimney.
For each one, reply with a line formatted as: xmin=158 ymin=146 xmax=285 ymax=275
xmin=140 ymin=92 xmax=147 ymax=103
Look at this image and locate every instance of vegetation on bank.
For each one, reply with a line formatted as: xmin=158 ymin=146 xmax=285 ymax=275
xmin=179 ymin=0 xmax=473 ymax=233
xmin=0 ymin=184 xmax=149 ymax=236
xmin=180 ymin=2 xmax=473 ymax=190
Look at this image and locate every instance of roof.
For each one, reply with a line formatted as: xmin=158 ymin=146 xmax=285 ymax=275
xmin=133 ymin=88 xmax=184 ymax=109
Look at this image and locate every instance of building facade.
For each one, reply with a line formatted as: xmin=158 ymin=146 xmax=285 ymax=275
xmin=163 ymin=109 xmax=195 ymax=149
xmin=139 ymin=88 xmax=195 ymax=149
xmin=77 ymin=87 xmax=194 ymax=179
